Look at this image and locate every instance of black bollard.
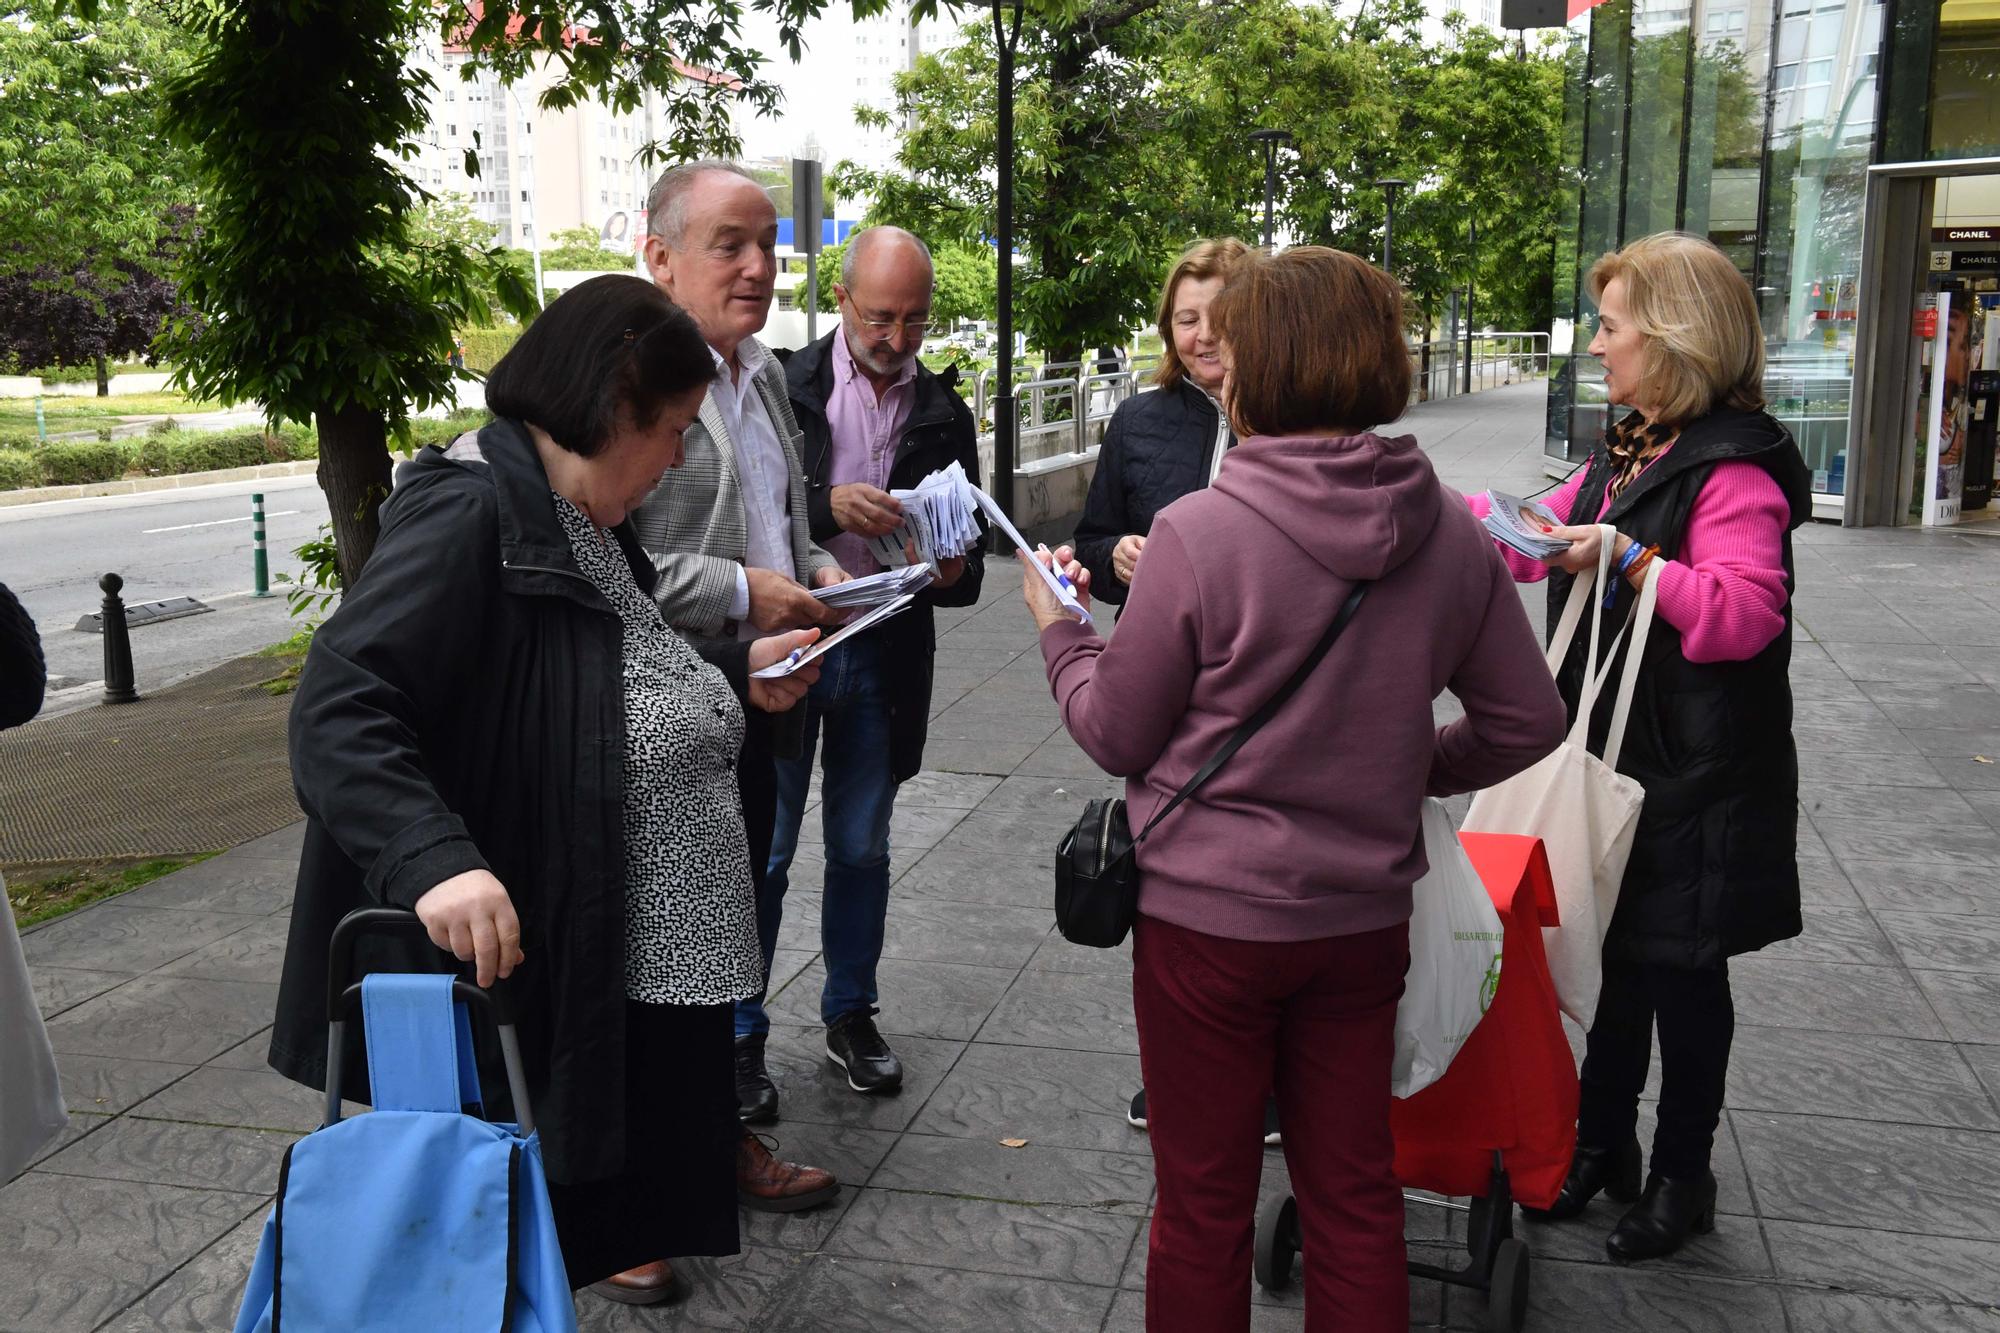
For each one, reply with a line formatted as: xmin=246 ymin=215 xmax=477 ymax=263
xmin=100 ymin=572 xmax=138 ymax=704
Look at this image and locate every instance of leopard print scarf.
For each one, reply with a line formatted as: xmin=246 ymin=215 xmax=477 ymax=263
xmin=1604 ymin=410 xmax=1677 ymax=501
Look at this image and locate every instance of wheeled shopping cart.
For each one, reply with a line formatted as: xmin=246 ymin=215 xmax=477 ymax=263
xmin=1253 ymin=834 xmax=1577 ymax=1333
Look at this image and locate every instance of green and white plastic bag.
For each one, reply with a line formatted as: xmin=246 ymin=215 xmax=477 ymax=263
xmin=1392 ymin=800 xmax=1504 ymax=1099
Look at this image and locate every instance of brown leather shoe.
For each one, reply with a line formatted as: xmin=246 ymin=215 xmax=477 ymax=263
xmin=588 ymin=1259 xmax=679 ymax=1305
xmin=737 ymin=1130 xmax=839 ymax=1213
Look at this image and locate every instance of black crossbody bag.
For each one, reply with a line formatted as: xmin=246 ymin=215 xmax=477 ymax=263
xmin=1053 ymin=582 xmax=1371 ymax=948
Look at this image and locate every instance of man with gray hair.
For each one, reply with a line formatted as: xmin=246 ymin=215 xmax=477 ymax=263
xmin=608 ymin=160 xmax=844 ymax=1307
xmin=732 ymin=225 xmax=984 ymax=1120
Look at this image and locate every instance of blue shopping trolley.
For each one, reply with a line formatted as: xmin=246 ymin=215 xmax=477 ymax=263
xmin=233 ymin=907 xmax=575 ymax=1333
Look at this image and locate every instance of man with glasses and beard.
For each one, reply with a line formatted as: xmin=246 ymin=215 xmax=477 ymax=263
xmin=730 ymin=227 xmax=984 ymax=1115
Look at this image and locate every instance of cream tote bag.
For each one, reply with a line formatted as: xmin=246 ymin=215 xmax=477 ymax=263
xmin=0 ymin=877 xmax=68 ymax=1181
xmin=1462 ymin=526 xmax=1660 ymax=1025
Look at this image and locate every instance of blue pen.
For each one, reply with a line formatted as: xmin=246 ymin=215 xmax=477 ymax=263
xmin=1035 ymin=544 xmax=1076 ymax=596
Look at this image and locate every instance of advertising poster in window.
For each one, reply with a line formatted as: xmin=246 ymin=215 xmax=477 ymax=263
xmin=1917 ymin=291 xmax=1968 ymax=528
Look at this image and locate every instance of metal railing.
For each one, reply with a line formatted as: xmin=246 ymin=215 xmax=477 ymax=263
xmin=1408 ymin=332 xmax=1550 ymax=403
xmin=970 ymin=363 xmax=1158 ymax=468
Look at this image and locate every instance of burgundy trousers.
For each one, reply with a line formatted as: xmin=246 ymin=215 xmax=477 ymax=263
xmin=1133 ymin=913 xmax=1410 ymax=1333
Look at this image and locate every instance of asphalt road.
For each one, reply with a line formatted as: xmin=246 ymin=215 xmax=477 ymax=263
xmin=0 ymin=474 xmax=331 ymax=705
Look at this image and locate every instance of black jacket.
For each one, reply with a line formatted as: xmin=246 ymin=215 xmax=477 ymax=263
xmin=268 ymin=418 xmax=751 ymax=1185
xmin=785 ymin=333 xmax=985 ymax=783
xmin=1553 ymin=409 xmax=1813 ymax=970
xmin=0 ymin=582 xmax=44 ymax=730
xmin=1072 ymin=379 xmax=1228 ymax=606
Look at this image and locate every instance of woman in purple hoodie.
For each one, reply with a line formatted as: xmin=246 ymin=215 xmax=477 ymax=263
xmin=1022 ymin=247 xmax=1567 ymax=1332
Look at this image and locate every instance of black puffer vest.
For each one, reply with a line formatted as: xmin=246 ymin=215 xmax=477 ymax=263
xmin=1551 ymin=409 xmax=1813 ymax=970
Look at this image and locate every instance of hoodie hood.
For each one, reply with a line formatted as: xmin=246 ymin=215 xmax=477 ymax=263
xmin=1208 ymin=431 xmax=1445 ymax=582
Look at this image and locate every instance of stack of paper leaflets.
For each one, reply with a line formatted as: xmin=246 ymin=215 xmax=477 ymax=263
xmin=865 ymin=461 xmax=982 ymax=570
xmin=859 ymin=460 xmax=1092 ymax=626
xmin=752 ymin=595 xmax=919 ymax=678
xmin=1480 ymin=491 xmax=1573 ymax=561
xmin=810 ymin=563 xmax=936 ymax=611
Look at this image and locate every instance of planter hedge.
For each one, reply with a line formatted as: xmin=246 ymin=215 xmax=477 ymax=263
xmin=458 ymin=329 xmax=521 ymax=374
xmin=0 ymin=451 xmax=37 ymax=489
xmin=37 ymin=441 xmax=128 ymax=486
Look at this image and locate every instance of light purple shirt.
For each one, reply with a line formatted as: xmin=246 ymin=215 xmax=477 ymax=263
xmin=824 ymin=332 xmax=917 ymax=575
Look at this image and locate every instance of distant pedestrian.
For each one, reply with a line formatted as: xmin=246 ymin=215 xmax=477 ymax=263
xmin=269 ymin=275 xmax=825 ymax=1303
xmin=0 ymin=580 xmax=66 ymax=1181
xmin=1024 ymin=246 xmax=1565 ymax=1332
xmin=1470 ymin=231 xmax=1811 ymax=1262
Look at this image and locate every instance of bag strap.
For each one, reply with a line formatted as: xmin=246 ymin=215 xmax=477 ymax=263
xmin=1601 ymin=557 xmax=1661 ymax=771
xmin=360 ymin=973 xmax=484 ymax=1114
xmin=1132 ymin=582 xmax=1370 ymax=847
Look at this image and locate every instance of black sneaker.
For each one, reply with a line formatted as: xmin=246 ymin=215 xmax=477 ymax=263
xmin=826 ymin=1010 xmax=903 ymax=1094
xmin=734 ymin=1034 xmax=779 ymax=1124
xmin=1128 ymin=1089 xmax=1148 ymax=1130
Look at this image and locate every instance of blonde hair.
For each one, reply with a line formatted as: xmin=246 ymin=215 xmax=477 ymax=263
xmin=1586 ymin=231 xmax=1765 ymax=426
xmin=1155 ymin=237 xmax=1253 ymax=390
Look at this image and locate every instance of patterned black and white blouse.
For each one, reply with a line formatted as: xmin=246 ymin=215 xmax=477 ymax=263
xmin=554 ymin=495 xmax=764 ymax=1006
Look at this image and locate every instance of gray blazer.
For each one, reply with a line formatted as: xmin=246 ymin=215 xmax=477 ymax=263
xmin=629 ymin=336 xmax=839 ymax=636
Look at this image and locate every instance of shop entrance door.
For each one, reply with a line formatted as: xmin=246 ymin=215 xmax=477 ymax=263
xmin=1848 ymin=157 xmax=2000 ymax=527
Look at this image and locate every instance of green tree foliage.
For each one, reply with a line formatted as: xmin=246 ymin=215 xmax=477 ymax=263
xmin=156 ymin=0 xmax=535 ymax=586
xmin=837 ymin=0 xmax=1236 ymax=365
xmin=408 ymin=192 xmax=534 ymax=322
xmin=534 ymin=225 xmax=635 ymax=273
xmin=844 ymin=0 xmax=1568 ymax=357
xmin=0 ymin=1 xmax=196 ymax=282
xmin=451 ymin=1 xmax=912 ymax=163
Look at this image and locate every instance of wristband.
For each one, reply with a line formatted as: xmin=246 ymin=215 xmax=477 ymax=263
xmin=1615 ymin=539 xmax=1643 ymax=575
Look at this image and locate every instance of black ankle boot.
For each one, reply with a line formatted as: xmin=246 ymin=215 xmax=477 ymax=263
xmin=1521 ymin=1138 xmax=1642 ymax=1222
xmin=1606 ymin=1170 xmax=1717 ymax=1262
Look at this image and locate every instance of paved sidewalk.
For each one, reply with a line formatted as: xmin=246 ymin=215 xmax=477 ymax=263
xmin=10 ymin=381 xmax=2000 ymax=1331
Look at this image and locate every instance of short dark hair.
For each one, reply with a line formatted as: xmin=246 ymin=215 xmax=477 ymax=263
xmin=1209 ymin=247 xmax=1410 ymax=437
xmin=485 ymin=274 xmax=712 ymax=457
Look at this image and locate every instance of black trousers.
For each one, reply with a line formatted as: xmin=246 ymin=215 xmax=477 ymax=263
xmin=1576 ymin=957 xmax=1734 ymax=1181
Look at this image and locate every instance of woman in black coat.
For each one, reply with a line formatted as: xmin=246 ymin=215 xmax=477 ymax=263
xmin=269 ymin=276 xmax=825 ymax=1300
xmin=1480 ymin=233 xmax=1811 ymax=1262
xmin=1073 ymin=237 xmax=1250 ymax=607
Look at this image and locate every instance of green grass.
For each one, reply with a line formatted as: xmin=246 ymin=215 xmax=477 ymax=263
xmin=6 ymin=852 xmax=220 ymax=929
xmin=0 ymin=392 xmax=218 ymax=433
xmin=257 ymin=629 xmax=314 ymax=695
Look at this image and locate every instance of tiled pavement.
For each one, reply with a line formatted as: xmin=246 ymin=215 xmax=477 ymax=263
xmin=11 ymin=381 xmax=2000 ymax=1331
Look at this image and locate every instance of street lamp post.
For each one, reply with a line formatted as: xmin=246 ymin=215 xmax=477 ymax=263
xmin=1374 ymin=177 xmax=1409 ymax=272
xmin=989 ymin=0 xmax=1025 ymax=530
xmin=508 ymin=86 xmax=546 ymax=310
xmin=1248 ymin=129 xmax=1292 ymax=249
xmin=1463 ymin=214 xmax=1477 ymax=395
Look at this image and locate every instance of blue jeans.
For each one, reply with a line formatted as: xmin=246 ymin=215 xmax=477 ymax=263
xmin=735 ymin=635 xmax=896 ymax=1038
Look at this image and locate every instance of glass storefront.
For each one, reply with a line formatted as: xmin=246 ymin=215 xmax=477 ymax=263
xmin=1543 ymin=0 xmax=2000 ymax=518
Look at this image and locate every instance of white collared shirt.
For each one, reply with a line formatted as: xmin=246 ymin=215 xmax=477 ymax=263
xmin=708 ymin=340 xmax=796 ymax=633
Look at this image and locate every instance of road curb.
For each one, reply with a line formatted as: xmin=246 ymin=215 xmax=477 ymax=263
xmin=0 ymin=460 xmax=324 ymax=509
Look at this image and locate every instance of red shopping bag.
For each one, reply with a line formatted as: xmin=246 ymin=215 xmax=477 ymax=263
xmin=1390 ymin=833 xmax=1578 ymax=1210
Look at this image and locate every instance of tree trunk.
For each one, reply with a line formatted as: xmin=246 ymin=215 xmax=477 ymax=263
xmin=95 ymin=355 xmax=110 ymax=397
xmin=314 ymin=402 xmax=394 ymax=589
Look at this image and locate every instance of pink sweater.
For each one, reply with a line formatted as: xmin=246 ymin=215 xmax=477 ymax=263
xmin=1470 ymin=458 xmax=1791 ymax=663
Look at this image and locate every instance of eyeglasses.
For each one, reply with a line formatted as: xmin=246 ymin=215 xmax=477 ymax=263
xmin=856 ymin=317 xmax=932 ymax=338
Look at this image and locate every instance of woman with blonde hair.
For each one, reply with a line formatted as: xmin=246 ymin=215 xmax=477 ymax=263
xmin=1074 ymin=237 xmax=1252 ymax=613
xmin=1472 ymin=231 xmax=1812 ymax=1261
